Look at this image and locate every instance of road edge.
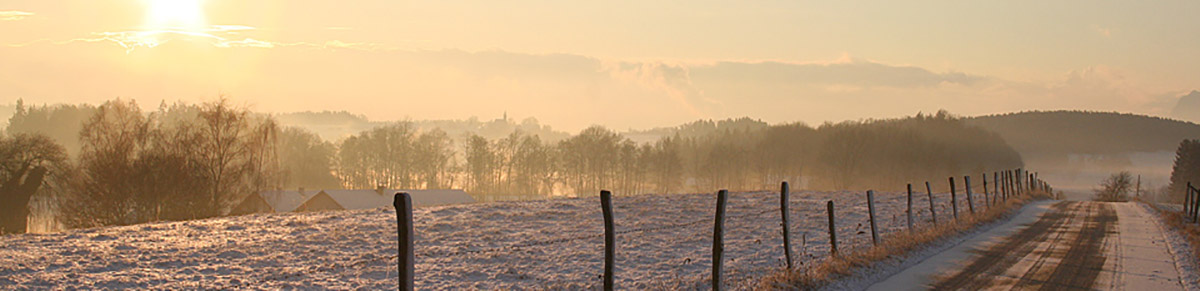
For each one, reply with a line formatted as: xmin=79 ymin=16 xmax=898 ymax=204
xmin=1141 ymin=202 xmax=1200 ymax=291
xmin=813 ymin=199 xmax=1055 ymax=291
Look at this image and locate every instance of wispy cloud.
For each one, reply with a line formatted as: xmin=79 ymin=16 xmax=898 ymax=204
xmin=0 ymin=10 xmax=33 ymax=21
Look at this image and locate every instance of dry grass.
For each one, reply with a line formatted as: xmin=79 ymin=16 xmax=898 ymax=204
xmin=759 ymin=190 xmax=1053 ymax=290
xmin=1143 ymin=202 xmax=1200 ymax=262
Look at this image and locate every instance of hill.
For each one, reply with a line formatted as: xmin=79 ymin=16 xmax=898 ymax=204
xmin=966 ymin=110 xmax=1200 ymax=156
xmin=966 ymin=110 xmax=1200 ymax=191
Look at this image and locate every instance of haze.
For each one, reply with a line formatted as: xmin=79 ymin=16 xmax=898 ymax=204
xmin=2 ymin=0 xmax=1199 ymax=131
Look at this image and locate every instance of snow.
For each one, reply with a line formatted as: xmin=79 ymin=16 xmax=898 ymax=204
xmin=859 ymin=201 xmax=1188 ymax=290
xmin=827 ymin=200 xmax=1055 ymax=291
xmin=0 ymin=189 xmax=980 ymax=290
xmin=1144 ymin=203 xmax=1200 ymax=290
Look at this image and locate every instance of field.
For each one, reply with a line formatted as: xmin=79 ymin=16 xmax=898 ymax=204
xmin=0 ymin=187 xmax=990 ymax=289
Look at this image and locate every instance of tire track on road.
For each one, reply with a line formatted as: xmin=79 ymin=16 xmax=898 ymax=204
xmin=1010 ymin=202 xmax=1089 ymax=290
xmin=1037 ymin=202 xmax=1116 ymax=290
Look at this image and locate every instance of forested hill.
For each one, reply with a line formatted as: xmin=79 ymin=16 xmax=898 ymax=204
xmin=965 ymin=111 xmax=1200 ymax=156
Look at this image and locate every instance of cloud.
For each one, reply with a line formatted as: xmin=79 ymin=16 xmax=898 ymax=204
xmin=602 ymin=62 xmax=708 ymax=117
xmin=215 ymin=38 xmax=274 ymax=48
xmin=0 ymin=38 xmax=1182 ymax=131
xmin=690 ymin=60 xmax=983 ymax=89
xmin=0 ymin=10 xmax=33 ymax=21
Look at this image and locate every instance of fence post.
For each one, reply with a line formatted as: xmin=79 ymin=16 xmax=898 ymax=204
xmin=964 ymin=176 xmax=975 ymax=214
xmin=712 ymin=189 xmax=728 ymax=290
xmin=1011 ymin=169 xmax=1018 ymax=196
xmin=1192 ymin=184 xmax=1200 ymax=223
xmin=1187 ymin=182 xmax=1192 ymax=215
xmin=1188 ymin=184 xmax=1194 ymax=217
xmin=1006 ymin=171 xmax=1012 ymax=199
xmin=926 ymin=181 xmax=937 ymax=224
xmin=393 ymin=192 xmax=414 ymax=291
xmin=827 ymin=200 xmax=838 ymax=255
xmin=1190 ymin=182 xmax=1200 ymax=217
xmin=1035 ymin=172 xmax=1041 ymax=191
xmin=949 ymin=177 xmax=959 ymax=220
xmin=1192 ymin=185 xmax=1200 ymax=223
xmin=994 ymin=172 xmax=1000 ymax=204
xmin=780 ymin=182 xmax=793 ymax=269
xmin=1017 ymin=169 xmax=1024 ymax=195
xmin=867 ymin=190 xmax=879 ymax=246
xmin=600 ymin=190 xmax=615 ymax=291
xmin=982 ymin=173 xmax=990 ymax=208
xmin=1017 ymin=170 xmax=1022 ymax=195
xmin=1185 ymin=183 xmax=1195 ymax=222
xmin=907 ymin=184 xmax=914 ymax=232
xmin=1012 ymin=170 xmax=1022 ymax=196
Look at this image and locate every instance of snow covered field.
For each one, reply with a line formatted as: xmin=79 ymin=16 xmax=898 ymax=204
xmin=0 ymin=187 xmax=989 ymax=290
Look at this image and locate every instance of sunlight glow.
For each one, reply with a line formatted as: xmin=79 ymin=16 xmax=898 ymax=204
xmin=144 ymin=0 xmax=206 ymax=30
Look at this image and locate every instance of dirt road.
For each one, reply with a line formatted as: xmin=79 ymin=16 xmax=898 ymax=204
xmin=868 ymin=201 xmax=1185 ymax=290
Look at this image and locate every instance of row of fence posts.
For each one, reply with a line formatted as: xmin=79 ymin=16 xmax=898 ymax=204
xmin=1182 ymin=182 xmax=1200 ymax=223
xmin=391 ymin=168 xmax=1052 ymax=290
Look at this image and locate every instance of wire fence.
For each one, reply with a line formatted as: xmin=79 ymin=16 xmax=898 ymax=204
xmin=217 ymin=168 xmax=1049 ymax=290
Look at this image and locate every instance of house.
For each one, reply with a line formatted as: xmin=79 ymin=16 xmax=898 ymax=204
xmin=295 ymin=188 xmax=474 ymax=212
xmin=229 ymin=189 xmax=313 ymax=215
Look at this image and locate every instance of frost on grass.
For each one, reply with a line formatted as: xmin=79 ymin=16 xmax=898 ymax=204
xmin=0 ymin=189 xmax=972 ymax=290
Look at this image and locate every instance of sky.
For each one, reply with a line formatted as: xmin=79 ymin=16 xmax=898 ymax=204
xmin=1 ymin=0 xmax=1198 ymax=132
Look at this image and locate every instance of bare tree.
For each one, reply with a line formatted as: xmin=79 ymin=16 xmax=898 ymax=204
xmin=195 ymin=99 xmax=279 ymax=217
xmin=1095 ymin=171 xmax=1133 ymax=202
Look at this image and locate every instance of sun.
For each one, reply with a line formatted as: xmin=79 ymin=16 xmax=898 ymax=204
xmin=144 ymin=0 xmax=207 ymax=30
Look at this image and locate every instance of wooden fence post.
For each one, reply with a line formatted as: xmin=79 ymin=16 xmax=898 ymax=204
xmin=1013 ymin=170 xmax=1019 ymax=196
xmin=994 ymin=172 xmax=1000 ymax=204
xmin=393 ymin=192 xmax=414 ymax=291
xmin=1006 ymin=171 xmax=1013 ymax=198
xmin=712 ymin=189 xmax=728 ymax=290
xmin=867 ymin=190 xmax=879 ymax=246
xmin=1011 ymin=169 xmax=1018 ymax=196
xmin=949 ymin=177 xmax=959 ymax=220
xmin=926 ymin=181 xmax=937 ymax=224
xmin=827 ymin=200 xmax=838 ymax=255
xmin=1035 ymin=172 xmax=1040 ymax=191
xmin=1186 ymin=182 xmax=1192 ymax=216
xmin=1185 ymin=183 xmax=1195 ymax=220
xmin=600 ymin=190 xmax=615 ymax=291
xmin=982 ymin=173 xmax=990 ymax=208
xmin=780 ymin=182 xmax=793 ymax=269
xmin=1188 ymin=184 xmax=1194 ymax=218
xmin=906 ymin=184 xmax=914 ymax=232
xmin=1017 ymin=170 xmax=1022 ymax=195
xmin=964 ymin=176 xmax=975 ymax=214
xmin=1017 ymin=169 xmax=1024 ymax=195
xmin=1192 ymin=184 xmax=1200 ymax=223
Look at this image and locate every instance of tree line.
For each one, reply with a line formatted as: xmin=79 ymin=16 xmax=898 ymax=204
xmin=1 ymin=99 xmax=1024 ymax=234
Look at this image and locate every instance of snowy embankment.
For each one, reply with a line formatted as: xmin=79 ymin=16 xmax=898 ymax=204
xmin=0 ymin=189 xmax=979 ymax=290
